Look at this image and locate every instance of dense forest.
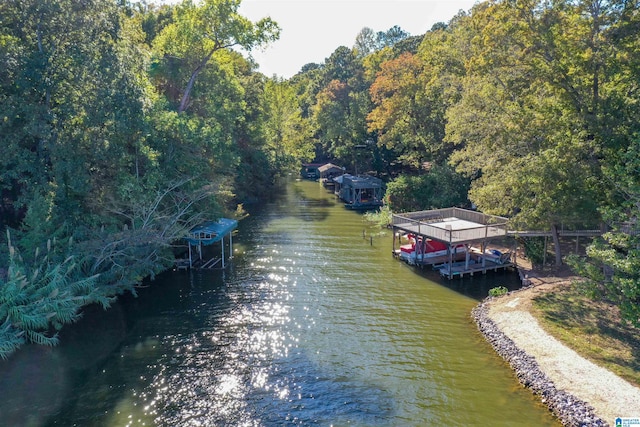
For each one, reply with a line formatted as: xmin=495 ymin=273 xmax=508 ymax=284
xmin=1 ymin=0 xmax=639 ymax=358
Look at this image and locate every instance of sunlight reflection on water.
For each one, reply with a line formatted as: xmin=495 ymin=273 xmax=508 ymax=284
xmin=148 ymin=266 xmax=298 ymax=426
xmin=0 ymin=179 xmax=559 ymax=427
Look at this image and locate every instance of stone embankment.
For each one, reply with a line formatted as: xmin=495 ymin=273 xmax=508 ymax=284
xmin=472 ymin=299 xmax=607 ymax=427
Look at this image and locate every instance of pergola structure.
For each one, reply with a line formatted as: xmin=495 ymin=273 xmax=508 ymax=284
xmin=391 ymin=207 xmax=513 ymax=279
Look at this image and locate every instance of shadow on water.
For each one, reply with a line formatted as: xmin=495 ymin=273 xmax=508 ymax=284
xmin=402 ymin=264 xmax=524 ymax=301
xmin=0 ymin=269 xmax=235 ymax=427
xmin=285 ymin=183 xmax=335 ymax=222
xmin=0 ymin=300 xmax=135 ymax=426
xmin=258 ymin=178 xmax=335 ymax=223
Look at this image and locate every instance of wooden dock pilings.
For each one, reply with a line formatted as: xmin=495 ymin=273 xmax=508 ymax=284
xmin=391 ymin=208 xmax=605 ymax=280
xmin=391 ymin=208 xmax=514 ymax=280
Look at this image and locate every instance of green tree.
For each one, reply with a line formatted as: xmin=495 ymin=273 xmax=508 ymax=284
xmin=134 ymin=2 xmax=175 ymax=46
xmin=310 ymin=45 xmax=380 ymax=173
xmin=368 ymin=52 xmax=447 ymax=170
xmin=445 ymin=0 xmax=635 ymax=264
xmin=354 ymin=27 xmax=378 ymax=58
xmin=0 ymin=0 xmax=235 ymax=357
xmin=568 ymin=137 xmax=640 ymax=326
xmin=322 ymin=46 xmax=360 ymax=85
xmin=385 ymin=165 xmax=469 ymax=213
xmin=261 ymin=78 xmax=314 ymax=172
xmin=376 ymin=25 xmax=409 ymax=48
xmin=0 ymin=0 xmax=151 ymax=232
xmin=152 ymin=0 xmax=279 ymax=113
xmin=313 ymin=79 xmax=353 ymax=160
xmin=0 ymin=232 xmax=108 ymax=359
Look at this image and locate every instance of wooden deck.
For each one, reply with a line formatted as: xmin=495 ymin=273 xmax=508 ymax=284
xmin=435 ymin=258 xmax=515 ymax=279
xmin=392 ymin=218 xmax=508 ymax=245
xmin=391 ymin=208 xmax=516 ymax=280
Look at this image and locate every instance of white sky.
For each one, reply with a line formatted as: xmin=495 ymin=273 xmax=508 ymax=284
xmin=238 ymin=0 xmax=479 ymax=78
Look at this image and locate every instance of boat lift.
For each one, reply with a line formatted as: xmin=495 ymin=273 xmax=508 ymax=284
xmin=391 ymin=207 xmax=514 ymax=279
xmin=184 ymin=218 xmax=238 ymax=269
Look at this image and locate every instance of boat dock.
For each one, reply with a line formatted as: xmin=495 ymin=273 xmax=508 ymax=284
xmin=335 ymin=174 xmax=384 ymax=210
xmin=391 ymin=207 xmax=515 ymax=279
xmin=180 ymin=218 xmax=238 ymax=270
xmin=435 ymin=255 xmax=513 ymax=278
xmin=392 ymin=247 xmax=468 ymax=267
xmin=318 ymin=163 xmax=344 ymax=190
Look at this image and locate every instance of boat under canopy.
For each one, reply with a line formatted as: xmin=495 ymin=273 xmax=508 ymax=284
xmin=391 ymin=207 xmax=514 ymax=279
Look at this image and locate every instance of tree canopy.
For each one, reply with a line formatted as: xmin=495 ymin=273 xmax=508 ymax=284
xmin=152 ymin=0 xmax=280 ymax=112
xmin=0 ymin=0 xmax=285 ymax=357
xmin=3 ymin=0 xmax=640 ymax=352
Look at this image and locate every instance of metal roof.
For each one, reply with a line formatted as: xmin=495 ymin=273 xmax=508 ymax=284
xmin=342 ymin=174 xmax=383 ymax=189
xmin=186 ymin=218 xmax=238 ymax=246
xmin=318 ymin=163 xmax=343 ymax=173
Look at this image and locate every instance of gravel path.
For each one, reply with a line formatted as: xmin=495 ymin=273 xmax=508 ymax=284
xmin=479 ymin=288 xmax=640 ymax=426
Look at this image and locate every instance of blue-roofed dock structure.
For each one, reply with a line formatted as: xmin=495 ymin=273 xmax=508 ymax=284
xmin=184 ymin=218 xmax=238 ymax=269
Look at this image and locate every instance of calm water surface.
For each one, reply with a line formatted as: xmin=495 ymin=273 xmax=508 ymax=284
xmin=0 ymin=179 xmax=558 ymax=426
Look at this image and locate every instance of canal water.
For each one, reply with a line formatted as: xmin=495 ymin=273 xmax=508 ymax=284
xmin=0 ymin=179 xmax=558 ymax=426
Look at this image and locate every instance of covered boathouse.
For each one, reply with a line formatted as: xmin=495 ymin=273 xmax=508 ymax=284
xmin=184 ymin=218 xmax=238 ymax=269
xmin=391 ymin=207 xmax=514 ymax=279
xmin=301 ymin=163 xmax=324 ymax=180
xmin=336 ymin=174 xmax=384 ymax=210
xmin=318 ymin=163 xmax=344 ymax=189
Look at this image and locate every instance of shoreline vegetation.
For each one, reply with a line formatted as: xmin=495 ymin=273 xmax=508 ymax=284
xmin=474 ymin=256 xmax=640 ymax=426
xmin=2 ymin=4 xmax=640 ymax=421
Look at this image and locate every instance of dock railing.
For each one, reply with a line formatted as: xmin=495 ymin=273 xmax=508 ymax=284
xmin=392 ymin=217 xmax=451 ymax=242
xmin=392 ymin=208 xmax=509 ymax=244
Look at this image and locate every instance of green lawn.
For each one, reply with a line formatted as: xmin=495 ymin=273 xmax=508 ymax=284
xmin=531 ymin=281 xmax=640 ymax=387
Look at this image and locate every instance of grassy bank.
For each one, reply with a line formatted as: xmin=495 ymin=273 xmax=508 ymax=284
xmin=529 ymin=280 xmax=640 ymax=387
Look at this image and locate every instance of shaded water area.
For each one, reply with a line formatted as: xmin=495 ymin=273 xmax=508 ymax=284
xmin=0 ymin=179 xmax=559 ymax=426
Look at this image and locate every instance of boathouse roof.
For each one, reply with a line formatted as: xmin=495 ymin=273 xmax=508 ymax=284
xmin=301 ymin=162 xmax=325 ymax=169
xmin=392 ymin=207 xmax=508 ymax=245
xmin=318 ymin=163 xmax=343 ymax=173
xmin=186 ymin=218 xmax=238 ymax=246
xmin=341 ymin=174 xmax=383 ymax=189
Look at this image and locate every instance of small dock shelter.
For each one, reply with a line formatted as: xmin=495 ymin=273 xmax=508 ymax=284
xmin=391 ymin=207 xmax=513 ymax=279
xmin=318 ymin=163 xmax=344 ymax=189
xmin=338 ymin=174 xmax=384 ymax=210
xmin=332 ymin=173 xmax=346 ymax=196
xmin=184 ymin=218 xmax=238 ymax=269
xmin=301 ymin=163 xmax=324 ymax=180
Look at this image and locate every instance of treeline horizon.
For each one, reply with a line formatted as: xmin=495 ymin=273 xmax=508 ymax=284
xmin=1 ymin=0 xmax=639 ymax=357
